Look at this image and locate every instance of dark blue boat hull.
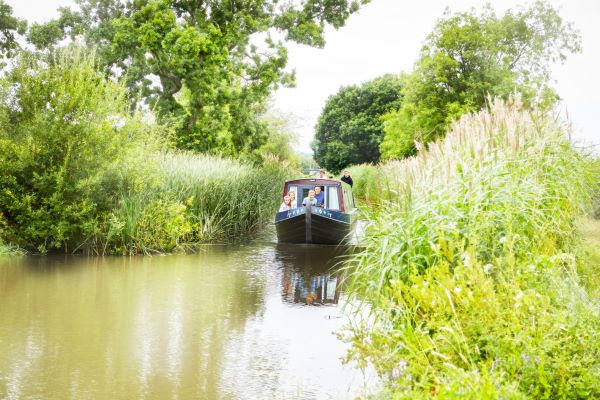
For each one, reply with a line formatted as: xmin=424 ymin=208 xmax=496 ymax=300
xmin=275 ymin=206 xmax=356 ymax=245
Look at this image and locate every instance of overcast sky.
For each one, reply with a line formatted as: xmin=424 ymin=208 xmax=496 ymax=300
xmin=8 ymin=0 xmax=600 ymax=153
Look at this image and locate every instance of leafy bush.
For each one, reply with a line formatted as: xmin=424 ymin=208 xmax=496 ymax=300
xmin=0 ymin=47 xmax=156 ymax=253
xmin=343 ymin=98 xmax=600 ymax=398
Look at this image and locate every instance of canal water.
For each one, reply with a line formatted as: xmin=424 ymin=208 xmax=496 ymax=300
xmin=0 ymin=234 xmax=377 ymax=399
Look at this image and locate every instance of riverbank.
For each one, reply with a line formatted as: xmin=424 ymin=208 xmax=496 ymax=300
xmin=0 ymin=49 xmax=295 ymax=255
xmin=342 ymin=99 xmax=600 ymax=398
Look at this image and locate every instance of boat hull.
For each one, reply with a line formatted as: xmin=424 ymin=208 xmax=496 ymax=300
xmin=275 ymin=206 xmax=356 ymax=245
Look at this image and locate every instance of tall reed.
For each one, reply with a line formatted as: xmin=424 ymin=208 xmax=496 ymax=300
xmin=343 ymin=98 xmax=600 ymax=398
xmin=98 ymin=152 xmax=292 ymax=255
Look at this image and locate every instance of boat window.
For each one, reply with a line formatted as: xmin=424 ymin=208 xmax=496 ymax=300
xmin=327 ymin=186 xmax=340 ymax=210
xmin=301 ymin=187 xmax=310 ymax=201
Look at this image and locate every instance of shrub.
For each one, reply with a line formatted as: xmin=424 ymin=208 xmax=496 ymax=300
xmin=0 ymin=47 xmax=156 ymax=253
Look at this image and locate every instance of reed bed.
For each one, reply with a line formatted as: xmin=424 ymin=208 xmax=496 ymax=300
xmin=343 ymin=98 xmax=600 ymax=398
xmin=98 ymin=152 xmax=292 ymax=255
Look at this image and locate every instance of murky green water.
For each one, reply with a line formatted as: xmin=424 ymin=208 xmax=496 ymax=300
xmin=0 ymin=236 xmax=374 ymax=399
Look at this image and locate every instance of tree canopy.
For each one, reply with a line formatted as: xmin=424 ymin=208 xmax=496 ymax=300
xmin=0 ymin=0 xmax=26 ymax=63
xmin=379 ymin=1 xmax=581 ymax=160
xmin=312 ymin=74 xmax=403 ymax=172
xmin=23 ymin=0 xmax=369 ymax=157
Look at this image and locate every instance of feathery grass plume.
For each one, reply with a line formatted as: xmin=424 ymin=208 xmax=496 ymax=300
xmin=343 ymin=97 xmax=600 ymax=398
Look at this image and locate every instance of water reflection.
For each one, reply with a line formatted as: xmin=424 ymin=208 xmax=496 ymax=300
xmin=275 ymin=244 xmax=348 ymax=306
xmin=0 ymin=243 xmax=372 ymax=400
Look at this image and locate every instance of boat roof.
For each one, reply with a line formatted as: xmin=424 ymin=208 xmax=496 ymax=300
xmin=285 ymin=178 xmax=343 ymax=186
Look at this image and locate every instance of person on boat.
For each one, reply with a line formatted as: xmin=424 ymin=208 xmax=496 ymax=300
xmin=314 ymin=186 xmax=325 ymax=207
xmin=302 ymin=190 xmax=317 ymax=206
xmin=341 ymin=169 xmax=353 ymax=187
xmin=319 ymin=169 xmax=325 ymax=178
xmin=279 ymin=195 xmax=292 ymax=212
xmin=288 ymin=191 xmax=297 ymax=208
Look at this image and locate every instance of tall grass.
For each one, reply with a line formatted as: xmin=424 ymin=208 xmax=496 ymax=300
xmin=343 ymin=98 xmax=600 ymax=398
xmin=95 ymin=152 xmax=292 ymax=255
xmin=0 ymin=240 xmax=23 ymax=256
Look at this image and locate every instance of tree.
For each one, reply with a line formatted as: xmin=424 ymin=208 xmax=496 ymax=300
xmin=27 ymin=0 xmax=369 ymax=157
xmin=380 ymin=1 xmax=581 ymax=160
xmin=312 ymin=74 xmax=402 ymax=172
xmin=0 ymin=0 xmax=26 ymax=63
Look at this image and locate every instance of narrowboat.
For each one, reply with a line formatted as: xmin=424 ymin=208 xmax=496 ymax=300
xmin=275 ymin=178 xmax=357 ymax=245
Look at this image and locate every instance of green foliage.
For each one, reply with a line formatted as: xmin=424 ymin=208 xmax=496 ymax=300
xmin=313 ymin=74 xmax=403 ymax=172
xmin=592 ymin=157 xmax=600 ymax=219
xmin=346 ymin=164 xmax=388 ymax=207
xmin=29 ymin=0 xmax=368 ymax=156
xmin=244 ymin=110 xmax=300 ymax=167
xmin=102 ymin=152 xmax=292 ymax=255
xmin=0 ymin=0 xmax=26 ymax=62
xmin=0 ymin=47 xmax=156 ymax=253
xmin=0 ymin=47 xmax=295 ymax=254
xmin=380 ymin=1 xmax=581 ymax=160
xmin=343 ymin=99 xmax=600 ymax=398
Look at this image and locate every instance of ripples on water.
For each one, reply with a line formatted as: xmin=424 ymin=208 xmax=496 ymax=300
xmin=0 ymin=233 xmax=377 ymax=399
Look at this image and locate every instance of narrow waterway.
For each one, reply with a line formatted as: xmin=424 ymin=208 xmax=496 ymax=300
xmin=0 ymin=232 xmax=376 ymax=399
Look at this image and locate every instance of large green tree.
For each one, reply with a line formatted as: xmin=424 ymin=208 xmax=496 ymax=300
xmin=0 ymin=0 xmax=26 ymax=63
xmin=380 ymin=1 xmax=581 ymax=160
xmin=312 ymin=74 xmax=402 ymax=172
xmin=27 ymin=0 xmax=368 ymax=156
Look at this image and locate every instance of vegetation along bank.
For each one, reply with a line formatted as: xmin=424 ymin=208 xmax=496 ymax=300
xmin=342 ymin=98 xmax=600 ymax=398
xmin=0 ymin=49 xmax=293 ymax=255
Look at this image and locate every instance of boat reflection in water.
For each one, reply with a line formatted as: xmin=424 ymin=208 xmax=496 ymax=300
xmin=275 ymin=243 xmax=352 ymax=306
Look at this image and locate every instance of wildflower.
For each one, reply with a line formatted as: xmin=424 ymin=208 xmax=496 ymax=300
xmin=515 ymin=291 xmax=523 ymax=301
xmin=483 ymin=264 xmax=493 ymax=274
xmin=499 ymin=236 xmax=507 ymax=244
xmin=453 ymin=287 xmax=462 ymax=295
xmin=392 ymin=360 xmax=408 ymax=379
xmin=463 ymin=252 xmax=471 ymax=266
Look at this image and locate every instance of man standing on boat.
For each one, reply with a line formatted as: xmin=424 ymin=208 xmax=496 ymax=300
xmin=341 ymin=169 xmax=353 ymax=187
xmin=314 ymin=186 xmax=325 ymax=207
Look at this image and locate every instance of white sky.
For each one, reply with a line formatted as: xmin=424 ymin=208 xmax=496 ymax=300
xmin=8 ymin=0 xmax=600 ymax=153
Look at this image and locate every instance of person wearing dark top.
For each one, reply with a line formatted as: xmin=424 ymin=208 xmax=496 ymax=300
xmin=314 ymin=186 xmax=325 ymax=207
xmin=341 ymin=169 xmax=353 ymax=187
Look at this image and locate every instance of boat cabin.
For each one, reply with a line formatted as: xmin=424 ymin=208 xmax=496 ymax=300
xmin=282 ymin=178 xmax=354 ymax=212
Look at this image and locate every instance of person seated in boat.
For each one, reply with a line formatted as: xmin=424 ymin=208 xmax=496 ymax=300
xmin=302 ymin=190 xmax=317 ymax=206
xmin=288 ymin=191 xmax=297 ymax=208
xmin=314 ymin=186 xmax=325 ymax=207
xmin=279 ymin=195 xmax=292 ymax=212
